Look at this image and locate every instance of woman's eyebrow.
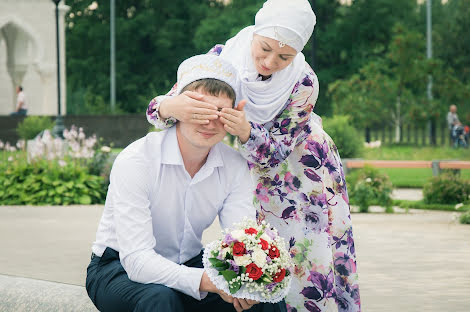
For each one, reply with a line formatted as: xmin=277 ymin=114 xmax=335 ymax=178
xmin=262 ymin=40 xmax=295 ymax=57
xmin=261 ymin=40 xmax=272 ymax=49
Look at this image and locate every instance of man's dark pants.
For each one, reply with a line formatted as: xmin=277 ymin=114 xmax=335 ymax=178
xmin=86 ymin=248 xmax=287 ymax=312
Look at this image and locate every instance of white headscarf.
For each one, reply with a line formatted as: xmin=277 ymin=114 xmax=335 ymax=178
xmin=220 ymin=0 xmax=316 ymax=124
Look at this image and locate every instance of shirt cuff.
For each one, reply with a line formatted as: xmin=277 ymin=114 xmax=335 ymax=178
xmin=179 ymin=266 xmax=207 ymax=300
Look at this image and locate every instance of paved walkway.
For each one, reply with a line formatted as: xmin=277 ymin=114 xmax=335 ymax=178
xmin=1 ymin=189 xmax=469 ymax=311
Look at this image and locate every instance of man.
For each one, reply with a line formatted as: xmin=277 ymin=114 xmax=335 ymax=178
xmin=11 ymin=86 xmax=27 ymax=116
xmin=447 ymin=104 xmax=463 ymax=147
xmin=86 ymin=55 xmax=286 ymax=312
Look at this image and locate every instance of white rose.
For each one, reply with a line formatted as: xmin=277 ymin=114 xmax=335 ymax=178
xmin=234 ymin=255 xmax=251 ymax=267
xmin=252 ymin=249 xmax=267 ymax=268
xmin=260 ymin=233 xmax=272 ymax=243
xmin=231 ymin=230 xmax=246 ymax=241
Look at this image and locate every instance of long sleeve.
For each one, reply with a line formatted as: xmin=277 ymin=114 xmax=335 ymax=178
xmin=110 ymin=159 xmax=206 ymax=300
xmin=218 ymin=161 xmax=256 ymax=230
xmin=146 ymin=45 xmax=225 ymax=130
xmin=238 ymin=68 xmax=319 ymax=169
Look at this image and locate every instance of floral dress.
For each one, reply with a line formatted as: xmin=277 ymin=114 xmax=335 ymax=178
xmin=146 ymin=45 xmax=361 ymax=312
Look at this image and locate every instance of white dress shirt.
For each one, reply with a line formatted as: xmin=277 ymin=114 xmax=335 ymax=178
xmin=92 ymin=127 xmax=255 ymax=300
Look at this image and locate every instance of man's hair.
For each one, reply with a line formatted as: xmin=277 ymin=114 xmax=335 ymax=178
xmin=181 ymin=78 xmax=236 ymax=107
xmin=18 ymin=86 xmax=23 ymax=91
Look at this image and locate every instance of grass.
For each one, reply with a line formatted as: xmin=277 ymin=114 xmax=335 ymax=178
xmin=393 ymin=199 xmax=470 ymax=212
xmin=362 ymin=145 xmax=470 ymax=161
xmin=348 ymin=145 xmax=470 ymax=188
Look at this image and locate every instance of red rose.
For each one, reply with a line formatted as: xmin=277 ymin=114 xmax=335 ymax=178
xmin=268 ymin=245 xmax=280 ymax=259
xmin=233 ymin=242 xmax=246 ymax=256
xmin=259 ymin=239 xmax=269 ymax=250
xmin=245 ymin=228 xmax=258 ymax=235
xmin=273 ymin=268 xmax=286 ymax=283
xmin=246 ymin=263 xmax=263 ymax=280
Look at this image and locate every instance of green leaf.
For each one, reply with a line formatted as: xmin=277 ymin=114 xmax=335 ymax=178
xmin=229 ymin=279 xmax=242 ymax=294
xmin=209 ymin=258 xmax=229 ymax=271
xmin=79 ymin=195 xmax=92 ymax=205
xmin=220 ymin=270 xmax=238 ymax=284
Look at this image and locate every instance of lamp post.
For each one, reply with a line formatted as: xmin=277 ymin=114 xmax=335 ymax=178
xmin=110 ymin=0 xmax=116 ymax=113
xmin=52 ymin=0 xmax=65 ymax=138
xmin=310 ymin=0 xmax=316 ymax=69
xmin=427 ymin=0 xmax=435 ymax=145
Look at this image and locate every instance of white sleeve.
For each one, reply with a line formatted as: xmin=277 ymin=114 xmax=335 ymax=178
xmin=110 ymin=159 xmax=206 ymax=300
xmin=218 ymin=162 xmax=256 ymax=230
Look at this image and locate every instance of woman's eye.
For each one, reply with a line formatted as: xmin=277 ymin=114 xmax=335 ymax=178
xmin=262 ymin=48 xmax=270 ymax=52
xmin=280 ymin=56 xmax=287 ymax=61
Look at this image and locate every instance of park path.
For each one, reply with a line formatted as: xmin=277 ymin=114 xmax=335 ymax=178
xmin=1 ymin=189 xmax=469 ymax=311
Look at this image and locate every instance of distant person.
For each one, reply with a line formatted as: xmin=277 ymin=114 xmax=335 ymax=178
xmin=447 ymin=105 xmax=467 ymax=148
xmin=10 ymin=86 xmax=27 ymax=116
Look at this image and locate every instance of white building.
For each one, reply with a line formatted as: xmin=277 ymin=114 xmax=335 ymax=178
xmin=0 ymin=0 xmax=69 ymax=115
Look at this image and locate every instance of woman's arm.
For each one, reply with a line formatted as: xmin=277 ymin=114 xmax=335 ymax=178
xmin=146 ymin=45 xmax=225 ymax=130
xmin=236 ymin=67 xmax=319 ymax=168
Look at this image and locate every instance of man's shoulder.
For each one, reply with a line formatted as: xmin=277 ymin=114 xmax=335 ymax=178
xmin=215 ymin=142 xmax=248 ymax=173
xmin=114 ymin=131 xmax=167 ymax=167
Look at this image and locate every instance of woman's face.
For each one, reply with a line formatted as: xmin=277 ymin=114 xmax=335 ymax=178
xmin=251 ymin=34 xmax=297 ymax=77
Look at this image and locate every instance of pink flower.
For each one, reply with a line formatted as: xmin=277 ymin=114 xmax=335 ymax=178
xmin=255 ymin=183 xmax=270 ymax=203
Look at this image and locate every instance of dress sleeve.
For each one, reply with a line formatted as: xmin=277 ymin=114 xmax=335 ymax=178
xmin=238 ymin=68 xmax=319 ymax=168
xmin=146 ymin=44 xmax=225 ymax=130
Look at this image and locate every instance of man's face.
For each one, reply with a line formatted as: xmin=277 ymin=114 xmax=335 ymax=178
xmin=176 ymin=90 xmax=233 ymax=150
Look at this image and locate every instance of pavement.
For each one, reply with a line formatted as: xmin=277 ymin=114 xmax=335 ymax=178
xmin=1 ymin=189 xmax=470 ymax=311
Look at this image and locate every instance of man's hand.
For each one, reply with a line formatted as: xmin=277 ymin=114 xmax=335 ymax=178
xmin=200 ymin=271 xmax=259 ymax=311
xmin=219 ymin=100 xmax=251 ymax=144
xmin=233 ymin=298 xmax=259 ymax=312
xmin=159 ymin=91 xmax=219 ymax=124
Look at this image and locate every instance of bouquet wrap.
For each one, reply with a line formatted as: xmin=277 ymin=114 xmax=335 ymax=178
xmin=203 ymin=218 xmax=292 ymax=303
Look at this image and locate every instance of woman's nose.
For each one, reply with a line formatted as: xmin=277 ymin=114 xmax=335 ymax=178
xmin=265 ymin=53 xmax=277 ymax=68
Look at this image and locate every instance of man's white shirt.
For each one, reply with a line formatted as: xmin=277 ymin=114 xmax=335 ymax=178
xmin=92 ymin=127 xmax=255 ymax=300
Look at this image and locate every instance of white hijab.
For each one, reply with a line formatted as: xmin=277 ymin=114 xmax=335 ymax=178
xmin=219 ymin=0 xmax=316 ymax=124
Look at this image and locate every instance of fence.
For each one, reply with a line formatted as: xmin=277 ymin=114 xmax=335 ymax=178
xmin=364 ymin=122 xmax=452 ymax=146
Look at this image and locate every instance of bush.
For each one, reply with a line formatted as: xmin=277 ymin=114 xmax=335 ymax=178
xmin=423 ymin=173 xmax=470 ymax=205
xmin=460 ymin=211 xmax=470 ymax=225
xmin=0 ymin=159 xmax=107 ymax=205
xmin=16 ymin=116 xmax=55 ymax=140
xmin=347 ymin=166 xmax=394 ymax=213
xmin=322 ymin=115 xmax=363 ymax=158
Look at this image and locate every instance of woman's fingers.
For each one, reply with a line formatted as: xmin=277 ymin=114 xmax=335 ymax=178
xmin=219 ymin=116 xmax=237 ymax=128
xmin=192 ymin=107 xmax=219 ymax=119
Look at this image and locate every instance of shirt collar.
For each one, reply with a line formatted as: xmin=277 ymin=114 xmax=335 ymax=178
xmin=161 ymin=127 xmax=224 ymax=169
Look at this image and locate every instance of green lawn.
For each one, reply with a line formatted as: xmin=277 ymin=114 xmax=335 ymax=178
xmin=362 ymin=145 xmax=470 ymax=161
xmin=350 ymin=145 xmax=470 ymax=187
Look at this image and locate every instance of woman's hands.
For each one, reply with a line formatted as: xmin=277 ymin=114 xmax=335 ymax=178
xmin=159 ymin=91 xmax=219 ymax=124
xmin=218 ymin=100 xmax=251 ymax=144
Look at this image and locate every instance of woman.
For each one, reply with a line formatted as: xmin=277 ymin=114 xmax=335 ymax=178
xmin=146 ymin=1 xmax=360 ymax=311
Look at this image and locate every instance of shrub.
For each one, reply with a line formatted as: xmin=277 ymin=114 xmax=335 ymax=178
xmin=460 ymin=211 xmax=470 ymax=225
xmin=16 ymin=116 xmax=55 ymax=140
xmin=0 ymin=159 xmax=106 ymax=205
xmin=347 ymin=166 xmax=394 ymax=213
xmin=423 ymin=173 xmax=470 ymax=205
xmin=322 ymin=115 xmax=363 ymax=159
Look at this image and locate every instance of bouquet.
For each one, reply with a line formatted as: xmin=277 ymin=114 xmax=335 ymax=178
xmin=202 ymin=218 xmax=292 ymax=303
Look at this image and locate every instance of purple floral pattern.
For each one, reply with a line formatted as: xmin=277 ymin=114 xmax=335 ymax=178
xmin=145 ymin=45 xmax=361 ymax=312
